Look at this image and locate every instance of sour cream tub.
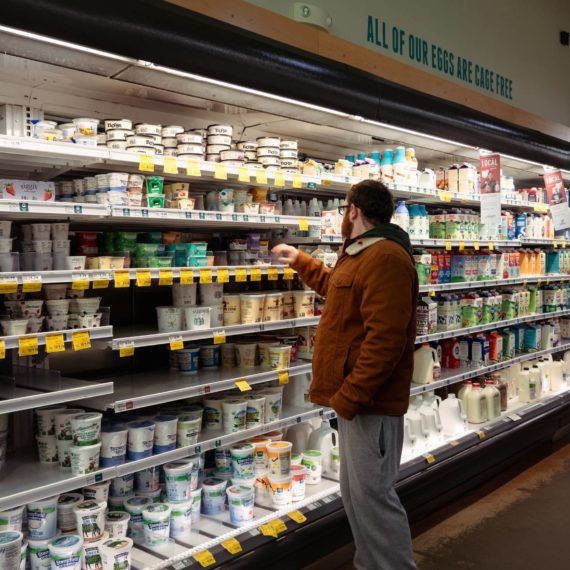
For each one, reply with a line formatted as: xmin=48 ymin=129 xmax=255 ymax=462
xmin=176 ymin=132 xmax=203 ymax=144
xmin=104 ymin=119 xmax=132 ymax=131
xmin=70 ymin=413 xmax=102 ymax=446
xmin=73 ymin=118 xmax=99 ymax=136
xmin=177 ymin=143 xmax=204 ymax=154
xmin=0 ymin=531 xmax=23 ymax=570
xmin=70 ymin=443 xmax=101 ymax=476
xmin=207 ymin=134 xmax=232 ymax=146
xmin=100 ymin=425 xmax=128 ymax=467
xmin=126 ymin=135 xmax=154 ymax=148
xmin=142 ymin=504 xmax=171 ymax=547
xmin=164 ymin=460 xmax=197 ymax=502
xmin=207 ymin=124 xmax=232 ymax=136
xmin=27 ymin=496 xmax=59 ymax=540
xmin=256 ymin=136 xmax=280 ymax=147
xmin=280 ymin=140 xmax=298 ymax=150
xmin=162 ymin=125 xmax=184 ymax=138
xmin=126 ymin=420 xmax=155 ymax=460
xmin=57 ymin=494 xmax=83 ymax=533
xmin=48 ymin=535 xmax=83 ymax=570
xmin=100 ymin=537 xmax=133 ymax=570
xmin=135 ymin=123 xmax=161 ymax=136
xmin=257 ymin=147 xmax=281 ymax=158
xmin=206 ymin=144 xmax=231 ymax=154
xmin=104 ymin=512 xmax=130 ymax=539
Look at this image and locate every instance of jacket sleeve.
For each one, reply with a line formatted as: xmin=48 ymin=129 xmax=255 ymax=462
xmin=329 ymin=253 xmax=416 ymax=420
xmin=290 ymin=251 xmax=333 ymax=297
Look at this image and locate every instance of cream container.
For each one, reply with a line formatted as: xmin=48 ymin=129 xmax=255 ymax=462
xmin=162 ymin=137 xmax=177 ymax=148
xmin=223 ymin=294 xmax=241 ymax=326
xmin=199 ymin=282 xmax=224 ymax=305
xmin=104 ymin=512 xmax=130 ymax=539
xmin=164 ymin=461 xmax=197 ymax=502
xmin=48 ymin=535 xmax=83 ymax=570
xmin=73 ymin=500 xmax=106 ymax=543
xmin=176 ymin=132 xmax=203 ymax=144
xmin=124 ymin=497 xmax=152 ymax=545
xmin=205 ymin=154 xmax=221 ymax=162
xmin=280 ymin=149 xmax=298 ymax=159
xmin=81 ymin=530 xmax=107 ymax=569
xmin=57 ymin=494 xmax=84 ymax=533
xmin=280 ymin=140 xmax=298 ymax=150
xmin=240 ymin=294 xmax=265 ymax=324
xmin=153 ymin=144 xmax=164 ymax=155
xmin=237 ymin=141 xmax=258 ymax=151
xmin=109 ymin=474 xmax=133 ymax=498
xmin=135 ymin=123 xmax=161 ymax=135
xmin=207 ymin=124 xmax=232 ymax=136
xmin=164 ymin=148 xmax=178 ymax=157
xmin=73 ymin=118 xmax=99 ymax=136
xmin=263 ymin=292 xmax=283 ymax=321
xmin=100 ymin=426 xmax=128 ymax=467
xmin=36 ymin=406 xmax=68 ymax=436
xmin=207 ymin=134 xmax=232 ymax=146
xmin=74 ymin=134 xmax=97 ymax=146
xmin=56 ymin=438 xmax=73 ymax=470
xmin=0 ymin=506 xmax=24 ymax=533
xmin=206 ymin=144 xmax=231 ymax=154
xmin=70 ymin=443 xmax=101 ymax=475
xmin=257 ymin=147 xmax=281 ymax=157
xmin=142 ymin=504 xmax=171 ymax=547
xmin=259 ymin=156 xmax=281 ymax=167
xmin=201 ymin=478 xmax=227 ymax=515
xmin=178 ymin=153 xmax=204 ymax=160
xmin=268 ymin=345 xmax=291 ymax=370
xmin=256 ymin=136 xmax=280 ymax=147
xmin=127 ymin=421 xmax=155 ymax=460
xmin=55 ymin=409 xmax=85 ymax=440
xmin=176 ymin=416 xmax=201 ymax=447
xmin=156 ymin=306 xmax=182 ymax=333
xmin=183 ymin=306 xmax=211 ymax=331
xmin=293 ymin=290 xmax=315 ymax=317
xmin=147 ymin=134 xmax=161 ymax=144
xmin=161 ymin=125 xmax=184 ymax=138
xmin=301 ymin=450 xmax=322 ymax=484
xmin=267 ymin=474 xmax=292 ymax=506
xmin=29 ymin=533 xmax=60 ymax=570
xmin=104 ymin=119 xmax=132 ymax=131
xmin=106 ymin=141 xmax=127 ymax=151
xmin=222 ymin=400 xmax=247 ymax=434
xmin=36 ymin=435 xmax=58 ymax=464
xmin=249 ymin=437 xmax=270 ymax=473
xmin=169 ymin=501 xmax=192 ymax=539
xmin=100 ymin=537 xmax=133 ymax=570
xmin=27 ymin=496 xmax=59 ymax=540
xmin=177 ymin=143 xmax=204 ymax=154
xmin=70 ymin=412 xmax=102 ymax=446
xmin=135 ymin=467 xmax=160 ymax=493
xmin=280 ymin=158 xmax=298 ymax=168
xmin=126 ymin=146 xmax=156 ymax=154
xmin=59 ymin=123 xmax=76 ymax=139
xmin=125 ymin=135 xmax=153 ymax=148
xmin=220 ymin=150 xmax=244 ymax=161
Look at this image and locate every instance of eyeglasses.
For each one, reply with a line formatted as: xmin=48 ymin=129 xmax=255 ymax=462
xmin=337 ymin=204 xmax=350 ymax=214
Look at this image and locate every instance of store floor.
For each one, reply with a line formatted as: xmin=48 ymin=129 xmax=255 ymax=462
xmin=313 ymin=443 xmax=570 ymax=570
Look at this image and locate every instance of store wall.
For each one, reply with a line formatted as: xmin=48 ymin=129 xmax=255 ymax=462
xmin=245 ymin=0 xmax=570 ymax=127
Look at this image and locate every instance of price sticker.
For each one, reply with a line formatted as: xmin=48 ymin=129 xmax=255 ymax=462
xmin=298 ymin=218 xmax=309 ymax=232
xmin=235 ymin=379 xmax=252 ymax=392
xmin=428 ymin=289 xmax=436 ymax=297
xmin=216 ymin=268 xmax=229 ymax=283
xmin=187 ymin=160 xmax=202 ymax=177
xmin=158 ymin=270 xmax=173 ymax=286
xmin=179 ymin=269 xmax=194 ymax=285
xmin=163 ymin=156 xmax=178 ymax=174
xmin=274 ymin=171 xmax=285 ymax=187
xmin=563 ymin=240 xmax=567 ymax=249
xmin=119 ymin=341 xmax=135 ymax=358
xmin=213 ymin=330 xmax=226 ymax=345
xmin=288 ymin=511 xmax=307 ymax=524
xmin=459 ymin=241 xmax=465 ymax=251
xmin=138 ymin=154 xmax=155 ymax=172
xmin=533 ymin=203 xmax=548 ymax=213
xmin=488 ymin=241 xmax=494 ymax=251
xmin=322 ymin=178 xmax=332 ymax=186
xmin=235 ymin=267 xmax=247 ymax=282
xmin=169 ymin=336 xmax=184 ymax=351
xmin=45 ymin=333 xmax=65 ymax=354
xmin=193 ymin=550 xmax=216 ymax=568
xmin=114 ymin=271 xmax=131 ymax=288
xmin=136 ymin=270 xmax=152 ymax=287
xmin=423 ymin=453 xmax=436 ymax=464
xmin=259 ymin=524 xmax=277 ymax=538
xmin=256 ymin=170 xmax=268 ymax=185
xmin=214 ymin=163 xmax=228 ymax=180
xmin=474 ymin=241 xmax=480 ymax=251
xmin=72 ymin=330 xmax=91 ymax=351
xmin=22 ymin=275 xmax=42 ymax=293
xmin=200 ymin=268 xmax=213 ymax=284
xmin=0 ymin=279 xmax=18 ymax=294
xmin=267 ymin=266 xmax=278 ymax=281
xmin=19 ymin=336 xmax=38 ymax=357
xmin=449 ymin=440 xmax=460 ymax=447
xmin=445 ymin=241 xmax=452 ymax=251
xmin=222 ymin=538 xmax=242 ymax=555
xmin=270 ymin=519 xmax=287 ymax=535
xmin=250 ymin=267 xmax=261 ymax=281
xmin=292 ymin=173 xmax=303 ymax=188
xmin=92 ymin=273 xmax=110 ymax=289
xmin=278 ymin=370 xmax=289 ymax=385
xmin=0 ymin=340 xmax=5 ymax=360
xmin=478 ymin=430 xmax=487 ymax=440
xmin=283 ymin=267 xmax=294 ymax=280
xmin=554 ymin=241 xmax=558 ymax=249
xmin=71 ymin=274 xmax=90 ymax=291
xmin=238 ymin=166 xmax=251 ymax=183
xmin=439 ymin=190 xmax=452 ymax=203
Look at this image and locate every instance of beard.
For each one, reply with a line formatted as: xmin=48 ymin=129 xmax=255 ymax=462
xmin=341 ymin=209 xmax=353 ymax=239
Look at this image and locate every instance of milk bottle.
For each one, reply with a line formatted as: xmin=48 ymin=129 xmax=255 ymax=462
xmin=458 ymin=381 xmax=473 ymax=404
xmin=483 ymin=380 xmax=501 ymax=420
xmin=413 ymin=344 xmax=441 ymax=384
xmin=466 ymin=384 xmax=488 ymax=424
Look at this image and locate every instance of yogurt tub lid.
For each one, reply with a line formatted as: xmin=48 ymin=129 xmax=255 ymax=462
xmin=49 ymin=535 xmax=83 ymax=550
xmin=248 ymin=437 xmax=271 ymax=445
xmin=143 ymin=504 xmax=171 ymax=515
xmin=70 ymin=442 xmax=101 ymax=453
xmin=124 ymin=497 xmax=153 ymax=508
xmin=227 ymin=485 xmax=254 ymax=497
xmin=106 ymin=512 xmax=130 ymax=522
xmin=153 ymin=414 xmax=178 ymax=423
xmin=58 ymin=493 xmax=84 ymax=506
xmin=203 ymin=477 xmax=226 ymax=487
xmin=230 ymin=442 xmax=254 ymax=452
xmin=290 ymin=464 xmax=306 ymax=473
xmin=28 ymin=495 xmax=59 ymax=508
xmin=28 ymin=530 xmax=61 ymax=547
xmin=163 ymin=460 xmax=195 ymax=472
xmin=302 ymin=450 xmax=322 ymax=458
xmin=101 ymin=537 xmax=133 ymax=551
xmin=71 ymin=412 xmax=102 ymax=422
xmin=0 ymin=530 xmax=22 ymax=544
xmin=74 ymin=500 xmax=106 ymax=512
xmin=101 ymin=424 xmax=127 ymax=434
xmin=267 ymin=473 xmax=292 ymax=483
xmin=267 ymin=441 xmax=292 ymax=450
xmin=127 ymin=420 xmax=155 ymax=429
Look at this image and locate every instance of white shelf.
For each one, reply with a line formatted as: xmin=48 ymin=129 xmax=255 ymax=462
xmin=418 ymin=274 xmax=570 ymax=293
xmin=82 ymin=362 xmax=313 ymax=412
xmin=520 ymin=237 xmax=564 ymax=246
xmin=411 ymin=238 xmax=520 ymax=248
xmin=111 ymin=317 xmax=319 ymax=350
xmin=0 ymin=199 xmax=107 ymax=220
xmin=0 ymin=325 xmax=113 ymax=350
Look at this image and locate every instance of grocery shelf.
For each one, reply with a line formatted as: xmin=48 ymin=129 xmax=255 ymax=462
xmin=0 ymin=199 xmax=107 ymax=221
xmin=416 ymin=309 xmax=570 ymax=344
xmin=411 ymin=238 xmax=520 ymax=248
xmin=410 ymin=341 xmax=570 ymax=396
xmin=418 ymin=274 xmax=570 ymax=293
xmin=0 ymin=367 xmax=113 ymax=413
xmin=82 ymin=362 xmax=313 ymax=412
xmin=111 ymin=317 xmax=319 ymax=350
xmin=520 ymin=237 xmax=564 ymax=246
xmin=0 ymin=325 xmax=113 ymax=350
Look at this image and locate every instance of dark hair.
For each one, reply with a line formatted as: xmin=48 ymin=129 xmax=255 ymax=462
xmin=347 ymin=180 xmax=394 ymax=225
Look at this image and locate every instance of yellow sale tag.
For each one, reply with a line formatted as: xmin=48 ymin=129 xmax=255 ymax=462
xmin=0 ymin=340 xmax=5 ymax=360
xmin=250 ymin=267 xmax=261 ymax=281
xmin=459 ymin=241 xmax=465 ymax=251
xmin=270 ymin=519 xmax=287 ymax=535
xmin=163 ymin=156 xmax=178 ymax=174
xmin=179 ymin=269 xmax=194 ymax=285
xmin=533 ymin=203 xmax=548 ymax=213
xmin=488 ymin=241 xmax=494 ymax=251
xmin=428 ymin=289 xmax=436 ymax=297
xmin=554 ymin=241 xmax=558 ymax=249
xmin=235 ymin=267 xmax=247 ymax=282
xmin=187 ymin=160 xmax=202 ymax=177
xmin=423 ymin=453 xmax=436 ymax=464
xmin=235 ymin=379 xmax=252 ymax=392
xmin=445 ymin=241 xmax=452 ymax=251
xmin=274 ymin=171 xmax=285 ymax=187
xmin=278 ymin=370 xmax=289 ymax=385
xmin=138 ymin=154 xmax=155 ymax=172
xmin=563 ymin=240 xmax=567 ymax=249
xmin=292 ymin=173 xmax=303 ymax=188
xmin=259 ymin=524 xmax=277 ymax=537
xmin=19 ymin=336 xmax=38 ymax=357
xmin=136 ymin=270 xmax=151 ymax=287
xmin=214 ymin=163 xmax=228 ymax=180
xmin=256 ymin=170 xmax=268 ymax=185
xmin=288 ymin=511 xmax=307 ymax=524
xmin=71 ymin=275 xmax=90 ymax=291
xmin=72 ymin=330 xmax=91 ymax=351
xmin=298 ymin=218 xmax=309 ymax=232
xmin=45 ymin=334 xmax=65 ymax=354
xmin=213 ymin=330 xmax=226 ymax=345
xmin=322 ymin=178 xmax=332 ymax=186
xmin=238 ymin=166 xmax=250 ymax=183
xmin=439 ymin=190 xmax=452 ymax=203
xmin=193 ymin=550 xmax=215 ymax=568
xmin=217 ymin=268 xmax=229 ymax=283
xmin=22 ymin=276 xmax=42 ymax=293
xmin=119 ymin=344 xmax=135 ymax=358
xmin=222 ymin=538 xmax=242 ymax=555
xmin=159 ymin=270 xmax=173 ymax=286
xmin=169 ymin=336 xmax=184 ymax=351
xmin=0 ymin=281 xmax=18 ymax=294
xmin=474 ymin=241 xmax=480 ymax=251
xmin=114 ymin=271 xmax=131 ymax=288
xmin=283 ymin=267 xmax=294 ymax=280
xmin=267 ymin=266 xmax=278 ymax=281
xmin=200 ymin=268 xmax=213 ymax=284
xmin=478 ymin=431 xmax=486 ymax=440
xmin=92 ymin=278 xmax=109 ymax=289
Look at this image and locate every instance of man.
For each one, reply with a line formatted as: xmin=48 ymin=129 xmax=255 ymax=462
xmin=272 ymin=180 xmax=418 ymax=570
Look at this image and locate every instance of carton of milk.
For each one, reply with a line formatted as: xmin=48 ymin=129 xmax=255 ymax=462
xmin=0 ymin=179 xmax=56 ymax=201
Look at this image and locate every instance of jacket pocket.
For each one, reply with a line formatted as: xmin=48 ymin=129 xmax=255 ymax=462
xmin=378 ymin=418 xmax=386 ymax=458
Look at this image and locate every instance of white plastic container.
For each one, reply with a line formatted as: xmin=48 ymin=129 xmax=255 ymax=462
xmin=230 ymin=443 xmax=255 ymax=480
xmin=222 ymin=400 xmax=247 ymax=434
xmin=164 ymin=460 xmax=197 ymax=502
xmin=36 ymin=435 xmax=58 ymax=464
xmin=201 ymin=478 xmax=227 ymax=515
xmin=28 ymin=532 xmax=59 ymax=570
xmin=152 ymin=415 xmax=178 ymax=453
xmin=171 ymin=283 xmax=197 ymax=307
xmin=104 ymin=512 xmax=130 ymax=539
xmin=301 ymin=450 xmax=322 ymax=484
xmin=36 ymin=407 xmax=68 ymax=437
xmin=267 ymin=474 xmax=292 ymax=507
xmin=110 ymin=474 xmax=134 ymax=498
xmin=244 ymin=396 xmax=265 ymax=428
xmin=81 ymin=531 xmax=107 ymax=570
xmin=199 ymin=282 xmax=224 ymax=306
xmin=0 ymin=531 xmax=23 ymax=570
xmin=262 ymin=390 xmax=283 ymax=422
xmin=184 ymin=306 xmax=211 ymax=330
xmin=73 ymin=118 xmax=99 ymax=136
xmin=290 ymin=465 xmax=307 ymax=501
xmin=240 ymin=294 xmax=265 ymax=324
xmin=55 ymin=409 xmax=85 ymax=440
xmin=82 ymin=481 xmax=110 ymax=503
xmin=156 ymin=306 xmax=182 ymax=333
xmin=126 ymin=420 xmax=155 ymax=460
xmin=135 ymin=466 xmax=161 ymax=492
xmin=203 ymin=397 xmax=224 ymax=429
xmin=70 ymin=443 xmax=101 ymax=475
xmin=100 ymin=425 xmax=127 ymax=467
xmin=176 ymin=415 xmax=201 ymax=448
xmin=169 ymin=500 xmax=192 ymax=539
xmin=73 ymin=500 xmax=106 ymax=543
xmin=57 ymin=494 xmax=84 ymax=533
xmin=0 ymin=506 xmax=24 ymax=533
xmin=189 ymin=488 xmax=201 ymax=525
xmin=142 ymin=504 xmax=171 ymax=547
xmin=48 ymin=535 xmax=83 ymax=570
xmin=70 ymin=413 xmax=102 ymax=446
xmin=124 ymin=497 xmax=153 ymax=545
xmin=226 ymin=485 xmax=254 ymax=527
xmin=100 ymin=537 xmax=133 ymax=570
xmin=27 ymin=497 xmax=59 ymax=540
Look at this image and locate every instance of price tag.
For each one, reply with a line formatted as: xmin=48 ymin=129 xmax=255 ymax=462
xmin=298 ymin=218 xmax=309 ymax=231
xmin=554 ymin=241 xmax=558 ymax=249
xmin=72 ymin=330 xmax=91 ymax=351
xmin=22 ymin=275 xmax=42 ymax=292
xmin=563 ymin=240 xmax=567 ymax=249
xmin=292 ymin=173 xmax=303 ymax=188
xmin=71 ymin=274 xmax=90 ymax=291
xmin=283 ymin=267 xmax=294 ymax=280
xmin=445 ymin=241 xmax=452 ymax=251
xmin=18 ymin=336 xmax=38 ymax=357
xmin=266 ymin=266 xmax=279 ymax=281
xmin=259 ymin=524 xmax=277 ymax=537
xmin=187 ymin=160 xmax=202 ymax=177
xmin=478 ymin=430 xmax=487 ymax=440
xmin=459 ymin=241 xmax=465 ymax=251
xmin=222 ymin=538 xmax=242 ymax=555
xmin=274 ymin=171 xmax=285 ymax=187
xmin=238 ymin=166 xmax=251 ymax=182
xmin=488 ymin=241 xmax=494 ymax=251
xmin=428 ymin=289 xmax=436 ymax=297
xmin=136 ymin=270 xmax=151 ymax=287
xmin=256 ymin=170 xmax=268 ymax=185
xmin=439 ymin=190 xmax=452 ymax=202
xmin=250 ymin=267 xmax=261 ymax=281
xmin=235 ymin=379 xmax=252 ymax=392
xmin=0 ymin=340 xmax=5 ymax=359
xmin=288 ymin=511 xmax=307 ymax=524
xmin=235 ymin=267 xmax=247 ymax=282
xmin=179 ymin=269 xmax=194 ymax=285
xmin=92 ymin=273 xmax=110 ymax=289
xmin=193 ymin=550 xmax=216 ymax=568
xmin=158 ymin=270 xmax=173 ymax=286
xmin=507 ymin=413 xmax=522 ymax=422
xmin=163 ymin=156 xmax=178 ymax=174
xmin=169 ymin=336 xmax=184 ymax=351
xmin=119 ymin=341 xmax=135 ymax=358
xmin=423 ymin=453 xmax=436 ymax=464
xmin=213 ymin=330 xmax=226 ymax=345
xmin=138 ymin=154 xmax=155 ymax=172
xmin=214 ymin=163 xmax=228 ymax=180
xmin=474 ymin=241 xmax=480 ymax=251
xmin=216 ymin=268 xmax=229 ymax=283
xmin=533 ymin=203 xmax=548 ymax=213
xmin=270 ymin=519 xmax=287 ymax=535
xmin=449 ymin=440 xmax=460 ymax=447
xmin=45 ymin=333 xmax=65 ymax=354
xmin=114 ymin=271 xmax=131 ymax=288
xmin=200 ymin=268 xmax=213 ymax=284
xmin=278 ymin=370 xmax=289 ymax=385
xmin=0 ymin=280 xmax=18 ymax=294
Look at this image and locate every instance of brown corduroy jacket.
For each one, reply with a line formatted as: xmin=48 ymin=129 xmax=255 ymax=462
xmin=291 ymin=237 xmax=418 ymax=420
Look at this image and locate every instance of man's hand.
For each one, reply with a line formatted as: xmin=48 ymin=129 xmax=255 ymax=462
xmin=271 ymin=244 xmax=299 ymax=265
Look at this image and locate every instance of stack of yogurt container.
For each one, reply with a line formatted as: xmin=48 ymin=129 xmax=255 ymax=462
xmin=205 ymin=124 xmax=233 ymax=162
xmin=256 ymin=137 xmax=281 ymax=170
xmin=161 ymin=125 xmax=185 ymax=157
xmin=125 ymin=123 xmax=163 ymax=155
xmin=176 ymin=130 xmax=205 ymax=161
xmin=237 ymin=141 xmax=260 ymax=167
xmin=280 ymin=140 xmax=299 ymax=173
xmin=104 ymin=118 xmax=134 ymax=151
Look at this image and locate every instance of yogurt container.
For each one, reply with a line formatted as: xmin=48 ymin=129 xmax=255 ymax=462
xmin=230 ymin=443 xmax=255 ymax=480
xmin=57 ymin=494 xmax=84 ymax=533
xmin=55 ymin=409 xmax=85 ymax=440
xmin=142 ymin=504 xmax=171 ymax=547
xmin=104 ymin=512 xmax=130 ymax=539
xmin=153 ymin=415 xmax=178 ymax=453
xmin=36 ymin=407 xmax=68 ymax=437
xmin=201 ymin=478 xmax=227 ymax=515
xmin=267 ymin=441 xmax=292 ymax=477
xmin=301 ymin=450 xmax=322 ymax=484
xmin=70 ymin=413 xmax=102 ymax=447
xmin=124 ymin=497 xmax=153 ymax=545
xmin=0 ymin=506 xmax=24 ymax=533
xmin=267 ymin=474 xmax=292 ymax=507
xmin=0 ymin=530 xmax=22 ymax=570
xmin=100 ymin=425 xmax=128 ymax=467
xmin=29 ymin=532 xmax=60 ymax=570
xmin=48 ymin=535 xmax=83 ymax=570
xmin=135 ymin=467 xmax=161 ymax=492
xmin=290 ymin=465 xmax=307 ymax=501
xmin=73 ymin=501 xmax=106 ymax=543
xmin=189 ymin=488 xmax=202 ymax=525
xmin=82 ymin=481 xmax=111 ymax=503
xmin=176 ymin=415 xmax=201 ymax=448
xmin=222 ymin=400 xmax=247 ymax=434
xmin=27 ymin=496 xmax=59 ymax=540
xmin=207 ymin=124 xmax=232 ymax=136
xmin=249 ymin=437 xmax=270 ymax=474
xmin=126 ymin=420 xmax=155 ymax=460
xmin=73 ymin=118 xmax=99 ymax=136
xmin=71 ymin=443 xmax=101 ymax=475
xmin=164 ymin=460 xmax=198 ymax=502
xmin=110 ymin=474 xmax=134 ymax=497
xmin=226 ymin=485 xmax=254 ymax=527
xmin=104 ymin=119 xmax=132 ymax=131
xmin=36 ymin=436 xmax=58 ymax=464
xmin=81 ymin=531 xmax=107 ymax=570
xmin=168 ymin=500 xmax=192 ymax=539
xmin=100 ymin=537 xmax=133 ymax=570
xmin=203 ymin=397 xmax=224 ymax=429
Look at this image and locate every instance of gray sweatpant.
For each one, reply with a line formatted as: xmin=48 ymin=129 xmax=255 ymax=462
xmin=338 ymin=414 xmax=417 ymax=570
